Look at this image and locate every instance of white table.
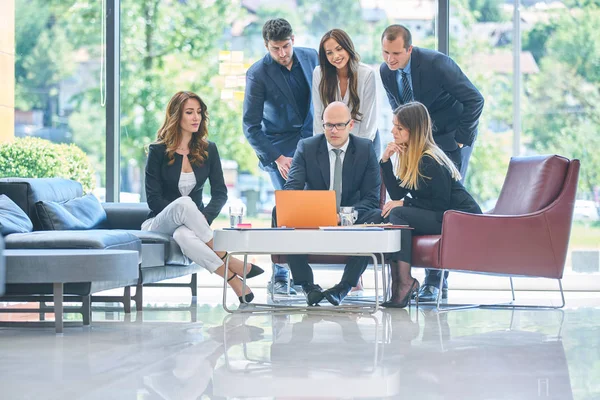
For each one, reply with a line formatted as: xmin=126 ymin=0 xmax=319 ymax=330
xmin=213 ymin=229 xmax=402 ymax=314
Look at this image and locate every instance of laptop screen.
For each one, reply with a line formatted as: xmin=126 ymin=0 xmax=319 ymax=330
xmin=275 ymin=190 xmax=338 ymax=228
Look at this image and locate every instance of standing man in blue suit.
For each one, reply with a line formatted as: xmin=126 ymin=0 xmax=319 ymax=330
xmin=379 ymin=24 xmax=485 ymax=302
xmin=284 ymin=102 xmax=381 ymax=306
xmin=243 ymin=18 xmax=319 ymax=295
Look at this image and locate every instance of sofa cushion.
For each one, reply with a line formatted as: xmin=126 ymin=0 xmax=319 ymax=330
xmin=0 ymin=195 xmax=34 ymax=235
xmin=4 ymin=230 xmax=142 ymax=258
xmin=0 ymin=178 xmax=83 ymax=230
xmin=124 ymin=230 xmax=192 ymax=266
xmin=102 ymin=202 xmax=150 ymax=230
xmin=36 ymin=194 xmax=108 ymax=231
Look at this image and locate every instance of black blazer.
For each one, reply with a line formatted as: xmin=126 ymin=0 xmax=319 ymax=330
xmin=284 ymin=134 xmax=380 ymax=218
xmin=380 ymin=47 xmax=484 ymax=150
xmin=381 ymin=156 xmax=481 ymax=222
xmin=145 ymin=142 xmax=228 ymax=224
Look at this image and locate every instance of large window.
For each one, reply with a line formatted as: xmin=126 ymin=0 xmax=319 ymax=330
xmin=520 ymin=0 xmax=600 ymax=278
xmin=118 ymin=0 xmax=437 ymax=219
xmin=451 ymin=0 xmax=600 ymax=282
xmin=8 ymin=0 xmax=105 ymax=196
xmin=8 ymin=0 xmax=597 ymax=285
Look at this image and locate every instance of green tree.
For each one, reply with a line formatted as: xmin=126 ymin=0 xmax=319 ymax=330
xmin=15 ymin=1 xmax=76 ymax=127
xmin=465 ymin=133 xmax=511 ymax=206
xmin=522 ymin=4 xmax=600 ymax=194
xmin=468 ymin=0 xmax=506 ymax=22
xmin=298 ymin=0 xmax=364 ymax=38
xmin=522 ymin=22 xmax=557 ymax=63
xmin=546 ymin=4 xmax=600 ymax=84
xmin=118 ymin=0 xmax=242 ymax=198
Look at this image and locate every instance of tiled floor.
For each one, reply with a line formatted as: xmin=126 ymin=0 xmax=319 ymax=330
xmin=1 ymin=289 xmax=599 ymax=399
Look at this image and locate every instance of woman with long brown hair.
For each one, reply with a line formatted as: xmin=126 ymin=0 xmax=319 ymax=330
xmin=312 ymin=29 xmax=379 ymax=157
xmin=142 ymin=91 xmax=263 ymax=304
xmin=380 ymin=102 xmax=481 ymax=308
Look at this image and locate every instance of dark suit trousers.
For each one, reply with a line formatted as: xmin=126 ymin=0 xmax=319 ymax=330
xmin=286 ymin=209 xmax=383 ymax=288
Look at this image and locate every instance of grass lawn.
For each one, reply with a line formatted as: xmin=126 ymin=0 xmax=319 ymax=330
xmin=570 ymin=221 xmax=600 ymax=249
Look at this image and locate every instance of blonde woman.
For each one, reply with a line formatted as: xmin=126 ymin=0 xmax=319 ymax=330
xmin=142 ymin=91 xmax=264 ymax=304
xmin=380 ymin=102 xmax=481 ymax=308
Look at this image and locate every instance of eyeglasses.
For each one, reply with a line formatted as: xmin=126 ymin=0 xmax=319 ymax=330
xmin=323 ymin=119 xmax=352 ymax=131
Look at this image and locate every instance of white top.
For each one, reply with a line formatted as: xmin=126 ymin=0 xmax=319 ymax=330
xmin=178 ymin=172 xmax=196 ymax=196
xmin=312 ymin=62 xmax=378 ymax=141
xmin=326 ymin=139 xmax=350 ymax=191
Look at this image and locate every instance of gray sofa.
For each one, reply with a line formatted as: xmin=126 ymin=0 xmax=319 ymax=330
xmin=0 ymin=235 xmax=4 ymax=296
xmin=0 ymin=177 xmax=202 ymax=314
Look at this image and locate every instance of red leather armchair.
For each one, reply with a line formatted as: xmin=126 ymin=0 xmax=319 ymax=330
xmin=412 ymin=155 xmax=580 ymax=309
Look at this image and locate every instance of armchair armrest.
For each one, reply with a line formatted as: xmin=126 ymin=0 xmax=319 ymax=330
xmin=102 ymin=202 xmax=150 ymax=230
xmin=438 ymin=210 xmax=565 ymax=279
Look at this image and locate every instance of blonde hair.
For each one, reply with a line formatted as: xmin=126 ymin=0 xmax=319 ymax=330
xmin=393 ymin=102 xmax=461 ymax=189
xmin=155 ymin=91 xmax=209 ymax=166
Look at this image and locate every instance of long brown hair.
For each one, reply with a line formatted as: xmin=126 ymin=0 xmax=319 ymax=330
xmin=393 ymin=102 xmax=460 ymax=189
xmin=318 ymin=29 xmax=362 ymax=122
xmin=155 ymin=91 xmax=209 ymax=165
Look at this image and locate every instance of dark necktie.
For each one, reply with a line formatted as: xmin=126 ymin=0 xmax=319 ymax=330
xmin=332 ymin=149 xmax=342 ymax=211
xmin=401 ymin=71 xmax=414 ymax=104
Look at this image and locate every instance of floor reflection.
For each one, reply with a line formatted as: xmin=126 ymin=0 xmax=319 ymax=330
xmin=0 ymin=296 xmax=594 ymax=400
xmin=140 ymin=308 xmax=573 ymax=400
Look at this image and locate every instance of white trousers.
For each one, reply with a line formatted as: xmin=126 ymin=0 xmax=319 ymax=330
xmin=141 ymin=196 xmax=223 ymax=273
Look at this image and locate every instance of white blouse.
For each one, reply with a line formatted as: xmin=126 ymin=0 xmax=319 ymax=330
xmin=178 ymin=172 xmax=196 ymax=196
xmin=312 ymin=62 xmax=378 ymax=141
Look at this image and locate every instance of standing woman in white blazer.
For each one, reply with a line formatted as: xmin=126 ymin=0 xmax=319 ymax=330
xmin=312 ymin=28 xmax=380 ymax=158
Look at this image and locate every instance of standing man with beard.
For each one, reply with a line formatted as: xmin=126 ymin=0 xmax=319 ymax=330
xmin=379 ymin=24 xmax=484 ymax=302
xmin=243 ymin=18 xmax=319 ymax=295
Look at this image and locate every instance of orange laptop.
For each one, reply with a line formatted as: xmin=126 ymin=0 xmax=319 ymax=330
xmin=275 ymin=190 xmax=338 ymax=228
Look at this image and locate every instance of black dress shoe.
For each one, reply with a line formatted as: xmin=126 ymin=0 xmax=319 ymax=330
xmin=302 ymin=283 xmax=325 ymax=306
xmin=417 ymin=285 xmax=448 ymax=302
xmin=245 ymin=264 xmax=264 ymax=279
xmin=239 ymin=292 xmax=254 ymax=304
xmin=323 ymin=283 xmax=352 ymax=306
xmin=412 ymin=286 xmax=448 ymax=300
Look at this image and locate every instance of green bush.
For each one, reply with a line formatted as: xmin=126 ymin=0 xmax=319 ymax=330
xmin=0 ymin=137 xmax=95 ymax=192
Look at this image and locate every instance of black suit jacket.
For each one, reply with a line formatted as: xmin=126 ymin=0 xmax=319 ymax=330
xmin=284 ymin=135 xmax=380 ymax=218
xmin=380 ymin=47 xmax=484 ymax=150
xmin=381 ymin=156 xmax=482 ymax=222
xmin=243 ymin=47 xmax=319 ymax=171
xmin=145 ymin=142 xmax=228 ymax=224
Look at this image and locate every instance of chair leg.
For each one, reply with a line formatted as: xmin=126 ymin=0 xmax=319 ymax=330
xmin=123 ymin=286 xmax=132 ymax=314
xmin=53 ymin=283 xmax=64 ymax=334
xmin=436 ymin=271 xmax=445 ymax=310
xmin=435 ymin=276 xmax=566 ymax=311
xmin=82 ymin=295 xmax=91 ymax=326
xmin=191 ymin=273 xmax=198 ymax=297
xmin=509 ymin=277 xmax=515 ymax=301
xmin=39 ymin=301 xmax=46 ymax=321
xmin=133 ymin=284 xmax=143 ymax=312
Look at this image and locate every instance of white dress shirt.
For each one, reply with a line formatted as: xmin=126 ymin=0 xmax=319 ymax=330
xmin=312 ymin=62 xmax=378 ymax=141
xmin=326 ymin=138 xmax=350 ymax=191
